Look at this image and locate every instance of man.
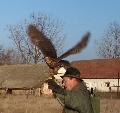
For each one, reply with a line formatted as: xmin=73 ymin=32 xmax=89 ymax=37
xmin=47 ymin=67 xmax=94 ymax=113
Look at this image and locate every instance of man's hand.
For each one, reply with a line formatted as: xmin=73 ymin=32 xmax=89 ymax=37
xmin=46 ymin=79 xmax=65 ymax=94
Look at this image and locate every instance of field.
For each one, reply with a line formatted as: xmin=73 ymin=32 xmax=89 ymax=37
xmin=0 ymin=95 xmax=62 ymax=113
xmin=101 ymin=98 xmax=120 ymax=113
xmin=0 ymin=94 xmax=120 ymax=113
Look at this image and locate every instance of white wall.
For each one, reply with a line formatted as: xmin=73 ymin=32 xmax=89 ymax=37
xmin=83 ymin=79 xmax=119 ymax=92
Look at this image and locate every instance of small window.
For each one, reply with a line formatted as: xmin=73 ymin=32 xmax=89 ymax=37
xmin=105 ymin=82 xmax=110 ymax=87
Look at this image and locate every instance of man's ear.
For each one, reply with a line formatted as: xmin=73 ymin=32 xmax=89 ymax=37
xmin=72 ymin=78 xmax=77 ymax=82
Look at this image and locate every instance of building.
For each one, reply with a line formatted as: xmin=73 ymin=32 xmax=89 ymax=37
xmin=0 ymin=58 xmax=120 ymax=95
xmin=71 ymin=58 xmax=120 ymax=92
xmin=0 ymin=64 xmax=48 ymax=95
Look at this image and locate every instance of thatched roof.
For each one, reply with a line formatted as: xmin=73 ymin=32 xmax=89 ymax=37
xmin=0 ymin=64 xmax=49 ymax=88
xmin=71 ymin=58 xmax=120 ymax=79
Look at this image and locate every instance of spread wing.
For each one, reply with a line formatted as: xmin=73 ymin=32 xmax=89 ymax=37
xmin=27 ymin=24 xmax=57 ymax=59
xmin=58 ymin=32 xmax=90 ymax=60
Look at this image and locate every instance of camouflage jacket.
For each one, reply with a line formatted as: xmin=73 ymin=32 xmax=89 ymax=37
xmin=56 ymin=81 xmax=94 ymax=113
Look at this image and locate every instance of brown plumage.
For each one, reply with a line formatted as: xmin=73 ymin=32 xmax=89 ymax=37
xmin=58 ymin=32 xmax=90 ymax=60
xmin=28 ymin=25 xmax=57 ymax=59
xmin=27 ymin=24 xmax=90 ymax=69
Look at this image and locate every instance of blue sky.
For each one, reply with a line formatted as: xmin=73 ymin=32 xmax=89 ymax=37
xmin=0 ymin=0 xmax=120 ymax=61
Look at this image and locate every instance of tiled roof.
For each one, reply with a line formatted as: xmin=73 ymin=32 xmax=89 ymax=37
xmin=71 ymin=58 xmax=120 ymax=79
xmin=0 ymin=64 xmax=48 ymax=88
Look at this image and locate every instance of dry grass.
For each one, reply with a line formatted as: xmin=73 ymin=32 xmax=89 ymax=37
xmin=0 ymin=94 xmax=120 ymax=113
xmin=0 ymin=95 xmax=63 ymax=113
xmin=100 ymin=99 xmax=120 ymax=113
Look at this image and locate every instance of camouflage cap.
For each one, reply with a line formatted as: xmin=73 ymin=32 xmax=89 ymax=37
xmin=61 ymin=67 xmax=80 ymax=79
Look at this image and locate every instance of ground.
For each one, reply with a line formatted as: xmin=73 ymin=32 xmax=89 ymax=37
xmin=0 ymin=94 xmax=120 ymax=113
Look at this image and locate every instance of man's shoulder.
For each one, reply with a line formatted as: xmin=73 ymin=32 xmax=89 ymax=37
xmin=73 ymin=82 xmax=90 ymax=96
xmin=74 ymin=81 xmax=87 ymax=90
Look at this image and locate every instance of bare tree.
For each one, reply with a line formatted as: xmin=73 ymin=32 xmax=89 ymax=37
xmin=0 ymin=45 xmax=4 ymax=65
xmin=96 ymin=22 xmax=120 ymax=58
xmin=0 ymin=44 xmax=27 ymax=65
xmin=0 ymin=46 xmax=10 ymax=65
xmin=8 ymin=13 xmax=65 ymax=64
xmin=6 ymin=49 xmax=25 ymax=64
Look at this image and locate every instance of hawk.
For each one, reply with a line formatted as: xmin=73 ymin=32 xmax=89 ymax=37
xmin=27 ymin=24 xmax=90 ymax=76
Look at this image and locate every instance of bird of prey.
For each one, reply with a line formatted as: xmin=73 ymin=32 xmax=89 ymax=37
xmin=27 ymin=24 xmax=90 ymax=72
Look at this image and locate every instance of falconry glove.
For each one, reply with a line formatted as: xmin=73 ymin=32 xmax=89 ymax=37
xmin=47 ymin=79 xmax=65 ymax=95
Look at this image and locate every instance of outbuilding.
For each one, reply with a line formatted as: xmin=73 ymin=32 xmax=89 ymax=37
xmin=71 ymin=58 xmax=120 ymax=92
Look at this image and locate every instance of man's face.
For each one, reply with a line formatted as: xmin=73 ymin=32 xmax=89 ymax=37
xmin=62 ymin=76 xmax=73 ymax=90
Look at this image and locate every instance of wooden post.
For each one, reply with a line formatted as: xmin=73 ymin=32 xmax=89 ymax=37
xmin=117 ymin=73 xmax=120 ymax=97
xmin=6 ymin=88 xmax=12 ymax=94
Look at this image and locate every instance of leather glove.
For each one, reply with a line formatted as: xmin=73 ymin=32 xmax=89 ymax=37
xmin=46 ymin=79 xmax=65 ymax=94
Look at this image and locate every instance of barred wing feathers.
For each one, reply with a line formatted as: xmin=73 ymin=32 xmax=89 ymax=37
xmin=58 ymin=32 xmax=90 ymax=60
xmin=27 ymin=25 xmax=57 ymax=59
